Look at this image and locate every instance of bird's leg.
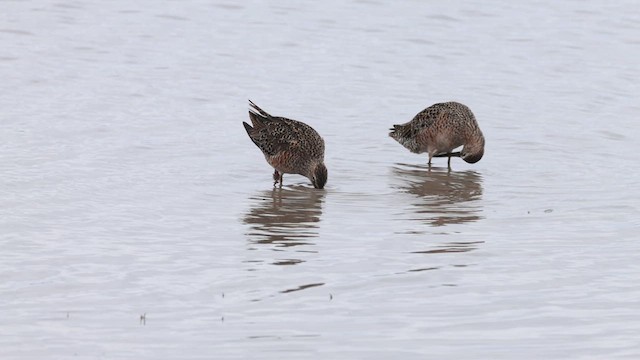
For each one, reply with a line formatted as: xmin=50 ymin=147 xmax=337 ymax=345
xmin=279 ymin=173 xmax=283 ymax=188
xmin=447 ymin=154 xmax=452 ymax=169
xmin=428 ymin=154 xmax=433 ymax=168
xmin=273 ymin=170 xmax=280 ymax=187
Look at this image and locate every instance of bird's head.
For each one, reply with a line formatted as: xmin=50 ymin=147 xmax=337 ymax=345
xmin=310 ymin=162 xmax=328 ymax=189
xmin=461 ymin=135 xmax=485 ymax=164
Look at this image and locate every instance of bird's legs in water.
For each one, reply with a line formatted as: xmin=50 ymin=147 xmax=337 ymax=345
xmin=273 ymin=170 xmax=283 ymax=187
xmin=432 ymin=151 xmax=461 ymax=170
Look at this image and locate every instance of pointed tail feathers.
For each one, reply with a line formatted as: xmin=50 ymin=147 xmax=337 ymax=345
xmin=388 ymin=124 xmax=405 ymax=140
xmin=390 ymin=123 xmax=415 ymax=137
xmin=389 ymin=123 xmax=419 ymax=153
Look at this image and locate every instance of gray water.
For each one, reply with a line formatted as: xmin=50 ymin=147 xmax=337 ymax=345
xmin=2 ymin=0 xmax=640 ymax=358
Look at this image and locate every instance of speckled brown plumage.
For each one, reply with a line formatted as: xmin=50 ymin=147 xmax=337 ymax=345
xmin=243 ymin=100 xmax=328 ymax=189
xmin=389 ymin=102 xmax=485 ymax=167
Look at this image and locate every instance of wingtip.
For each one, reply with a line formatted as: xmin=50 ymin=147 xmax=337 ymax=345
xmin=248 ymin=99 xmax=260 ymax=115
xmin=247 ymin=100 xmax=270 ymax=119
xmin=242 ymin=121 xmax=253 ymax=134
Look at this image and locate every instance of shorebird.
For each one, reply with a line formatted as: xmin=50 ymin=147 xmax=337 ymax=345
xmin=243 ymin=100 xmax=328 ymax=189
xmin=389 ymin=102 xmax=485 ymax=168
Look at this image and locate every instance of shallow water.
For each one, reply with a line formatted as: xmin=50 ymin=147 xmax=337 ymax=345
xmin=2 ymin=0 xmax=640 ymax=358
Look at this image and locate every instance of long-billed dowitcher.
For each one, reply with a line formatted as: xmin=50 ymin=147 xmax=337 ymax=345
xmin=243 ymin=100 xmax=328 ymax=189
xmin=389 ymin=102 xmax=485 ymax=168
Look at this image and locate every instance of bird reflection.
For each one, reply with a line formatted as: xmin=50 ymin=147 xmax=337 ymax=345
xmin=392 ymin=164 xmax=483 ymax=227
xmin=243 ymin=185 xmax=325 ymax=248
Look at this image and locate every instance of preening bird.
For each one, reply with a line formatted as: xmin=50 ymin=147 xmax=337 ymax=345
xmin=389 ymin=102 xmax=485 ymax=168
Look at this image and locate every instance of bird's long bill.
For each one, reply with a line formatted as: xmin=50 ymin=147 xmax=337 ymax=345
xmin=433 ymin=151 xmax=462 ymax=158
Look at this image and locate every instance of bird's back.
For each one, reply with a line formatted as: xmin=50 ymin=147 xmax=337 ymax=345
xmin=407 ymin=102 xmax=477 ymax=134
xmin=243 ymin=102 xmax=325 ymax=165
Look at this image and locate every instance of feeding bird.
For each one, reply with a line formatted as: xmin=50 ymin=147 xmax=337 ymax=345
xmin=389 ymin=102 xmax=485 ymax=168
xmin=243 ymin=100 xmax=328 ymax=189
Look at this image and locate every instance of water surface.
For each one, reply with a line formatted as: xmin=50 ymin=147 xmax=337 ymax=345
xmin=1 ymin=0 xmax=639 ymax=358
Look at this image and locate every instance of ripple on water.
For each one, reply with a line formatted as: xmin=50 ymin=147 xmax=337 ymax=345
xmin=391 ymin=163 xmax=484 ymax=229
xmin=243 ymin=185 xmax=325 ymax=267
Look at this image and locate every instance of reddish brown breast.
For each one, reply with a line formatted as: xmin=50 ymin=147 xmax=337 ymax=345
xmin=267 ymin=151 xmax=298 ymax=174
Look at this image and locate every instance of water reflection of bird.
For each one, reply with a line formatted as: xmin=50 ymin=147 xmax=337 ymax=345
xmin=389 ymin=102 xmax=485 ymax=168
xmin=243 ymin=100 xmax=328 ymax=189
xmin=392 ymin=164 xmax=483 ymax=227
xmin=243 ymin=185 xmax=325 ymax=248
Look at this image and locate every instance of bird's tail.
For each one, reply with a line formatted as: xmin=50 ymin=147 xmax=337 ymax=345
xmin=388 ymin=123 xmax=409 ymax=140
xmin=389 ymin=123 xmax=419 ymax=153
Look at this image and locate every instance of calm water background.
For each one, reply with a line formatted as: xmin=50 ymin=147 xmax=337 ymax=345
xmin=2 ymin=0 xmax=640 ymax=358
